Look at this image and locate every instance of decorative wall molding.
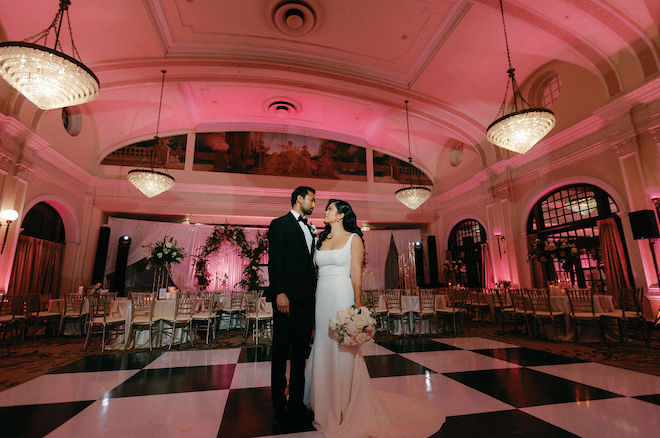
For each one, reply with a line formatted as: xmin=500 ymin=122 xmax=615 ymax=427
xmin=613 ymin=137 xmax=638 ymax=159
xmin=650 ymin=126 xmax=660 ymax=145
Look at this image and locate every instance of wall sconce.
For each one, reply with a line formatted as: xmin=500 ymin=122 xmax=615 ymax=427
xmin=494 ymin=232 xmax=506 ymax=258
xmin=0 ymin=209 xmax=19 ymax=254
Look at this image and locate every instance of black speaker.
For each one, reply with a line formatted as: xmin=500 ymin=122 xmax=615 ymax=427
xmin=413 ymin=244 xmax=425 ymax=287
xmin=427 ymin=236 xmax=439 ymax=286
xmin=91 ymin=226 xmax=111 ymax=284
xmin=628 ymin=210 xmax=660 ymax=240
xmin=113 ymin=235 xmax=131 ymax=297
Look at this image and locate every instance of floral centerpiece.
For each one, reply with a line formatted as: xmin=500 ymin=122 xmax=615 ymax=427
xmin=86 ymin=282 xmax=102 ymax=294
xmin=329 ymin=306 xmax=377 ymax=347
xmin=144 ymin=236 xmax=185 ymax=270
xmin=528 ymin=238 xmax=581 ymax=266
xmin=443 ymin=259 xmax=463 ymax=272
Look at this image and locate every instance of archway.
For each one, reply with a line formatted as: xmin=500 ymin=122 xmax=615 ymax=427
xmin=447 ymin=219 xmax=487 ymax=288
xmin=8 ymin=202 xmax=65 ymax=302
xmin=526 ymin=183 xmax=632 ymax=291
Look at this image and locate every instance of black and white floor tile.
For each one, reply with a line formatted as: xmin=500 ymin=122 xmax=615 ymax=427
xmin=1 ymin=337 xmax=659 ymax=438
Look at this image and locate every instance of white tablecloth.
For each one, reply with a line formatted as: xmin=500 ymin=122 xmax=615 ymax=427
xmin=115 ymin=299 xmax=190 ymax=350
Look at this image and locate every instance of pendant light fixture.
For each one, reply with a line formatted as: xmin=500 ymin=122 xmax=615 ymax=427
xmin=0 ymin=0 xmax=99 ymax=110
xmin=486 ymin=0 xmax=555 ymax=154
xmin=395 ymin=100 xmax=431 ymax=210
xmin=127 ymin=70 xmax=175 ymax=198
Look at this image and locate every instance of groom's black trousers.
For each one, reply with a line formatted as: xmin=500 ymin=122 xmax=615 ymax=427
xmin=271 ymin=301 xmax=315 ymax=417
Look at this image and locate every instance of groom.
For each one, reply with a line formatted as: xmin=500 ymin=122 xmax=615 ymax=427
xmin=267 ymin=186 xmax=317 ymax=432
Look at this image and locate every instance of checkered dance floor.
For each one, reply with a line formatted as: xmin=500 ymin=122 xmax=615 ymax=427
xmin=1 ymin=337 xmax=659 ymax=437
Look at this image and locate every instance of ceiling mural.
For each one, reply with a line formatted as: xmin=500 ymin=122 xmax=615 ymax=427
xmin=374 ymin=151 xmax=433 ymax=185
xmin=101 ymin=135 xmax=187 ymax=170
xmin=193 ymin=132 xmax=366 ymax=180
xmin=101 ymin=131 xmax=433 ymax=184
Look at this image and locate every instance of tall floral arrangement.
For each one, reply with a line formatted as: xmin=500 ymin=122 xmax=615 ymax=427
xmin=144 ymin=236 xmax=185 ymax=270
xmin=528 ymin=238 xmax=581 ymax=265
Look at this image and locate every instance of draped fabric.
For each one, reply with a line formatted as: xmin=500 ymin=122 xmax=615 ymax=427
xmin=104 ymin=218 xmax=420 ymax=292
xmin=8 ymin=235 xmax=63 ymax=298
xmin=363 ymin=229 xmax=420 ymax=291
xmin=389 ymin=229 xmax=422 ymax=260
xmin=598 ymin=217 xmax=633 ymax=300
xmin=105 ymin=218 xmax=266 ymax=292
xmin=527 ymin=234 xmax=545 ymax=288
xmin=481 ymin=242 xmax=495 ymax=289
xmin=383 ymin=235 xmax=400 ymax=289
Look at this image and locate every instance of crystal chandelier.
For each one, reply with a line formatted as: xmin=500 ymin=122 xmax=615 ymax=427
xmin=127 ymin=70 xmax=175 ymax=198
xmin=486 ymin=0 xmax=555 ymax=154
xmin=0 ymin=0 xmax=99 ymax=110
xmin=395 ymin=100 xmax=431 ymax=210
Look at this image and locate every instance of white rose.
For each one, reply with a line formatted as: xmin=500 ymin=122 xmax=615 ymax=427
xmin=163 ymin=248 xmax=169 ymax=254
xmin=166 ymin=242 xmax=172 ymax=248
xmin=157 ymin=253 xmax=163 ymax=258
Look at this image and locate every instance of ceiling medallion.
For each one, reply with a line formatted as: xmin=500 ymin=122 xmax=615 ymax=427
xmin=264 ymin=97 xmax=300 ymax=116
xmin=272 ymin=1 xmax=317 ymax=36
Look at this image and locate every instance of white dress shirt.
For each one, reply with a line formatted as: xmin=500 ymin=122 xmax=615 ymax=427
xmin=290 ymin=209 xmax=313 ymax=253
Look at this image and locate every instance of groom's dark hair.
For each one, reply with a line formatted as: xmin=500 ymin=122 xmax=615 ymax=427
xmin=291 ymin=186 xmax=315 ymax=206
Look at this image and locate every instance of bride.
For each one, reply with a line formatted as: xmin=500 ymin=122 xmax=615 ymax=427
xmin=304 ymin=199 xmax=445 ymax=438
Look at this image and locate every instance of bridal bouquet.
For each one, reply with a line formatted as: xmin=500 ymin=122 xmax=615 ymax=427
xmin=329 ymin=305 xmax=377 ymax=347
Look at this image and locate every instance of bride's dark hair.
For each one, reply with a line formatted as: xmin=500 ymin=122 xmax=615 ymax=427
xmin=316 ymin=200 xmax=365 ymax=256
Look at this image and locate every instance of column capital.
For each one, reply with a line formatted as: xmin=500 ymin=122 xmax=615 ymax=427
xmin=650 ymin=125 xmax=660 ymax=145
xmin=613 ymin=137 xmax=638 ymax=159
xmin=489 ymin=182 xmax=510 ymax=200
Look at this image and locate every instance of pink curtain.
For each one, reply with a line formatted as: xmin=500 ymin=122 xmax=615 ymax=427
xmin=8 ymin=234 xmax=63 ymax=298
xmin=481 ymin=242 xmax=495 ymax=288
xmin=598 ymin=218 xmax=632 ymax=301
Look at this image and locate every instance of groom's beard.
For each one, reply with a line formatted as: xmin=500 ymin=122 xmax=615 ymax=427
xmin=302 ymin=207 xmax=314 ymax=216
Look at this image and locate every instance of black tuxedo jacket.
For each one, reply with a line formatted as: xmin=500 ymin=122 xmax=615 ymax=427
xmin=266 ymin=212 xmax=317 ymax=304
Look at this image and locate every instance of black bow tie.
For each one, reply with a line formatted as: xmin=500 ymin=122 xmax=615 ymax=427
xmin=297 ymin=216 xmax=308 ymax=225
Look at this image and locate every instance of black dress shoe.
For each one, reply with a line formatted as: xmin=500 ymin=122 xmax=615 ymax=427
xmin=287 ymin=406 xmax=314 ymax=431
xmin=272 ymin=413 xmax=288 ymax=434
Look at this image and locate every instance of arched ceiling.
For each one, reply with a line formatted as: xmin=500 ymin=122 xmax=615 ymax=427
xmin=1 ymin=0 xmax=658 ymax=188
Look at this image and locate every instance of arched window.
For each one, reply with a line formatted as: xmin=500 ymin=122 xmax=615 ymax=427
xmin=447 ymin=219 xmax=486 ymax=287
xmin=527 ymin=184 xmax=621 ymax=290
xmin=8 ymin=202 xmax=65 ymax=298
xmin=20 ymin=202 xmax=65 ymax=243
xmin=532 ymin=71 xmax=562 ymax=107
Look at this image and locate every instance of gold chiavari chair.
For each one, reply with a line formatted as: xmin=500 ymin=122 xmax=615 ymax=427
xmin=600 ymin=287 xmax=649 ymax=346
xmin=565 ymin=288 xmax=605 ymax=343
xmin=525 ymin=288 xmax=565 ymax=339
xmin=84 ymin=294 xmax=125 ymax=352
xmin=126 ymin=291 xmax=157 ymax=350
xmin=161 ymin=292 xmax=197 ymax=349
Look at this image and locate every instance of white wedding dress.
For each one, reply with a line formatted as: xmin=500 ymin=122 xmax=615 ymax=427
xmin=304 ymin=234 xmax=445 ymax=438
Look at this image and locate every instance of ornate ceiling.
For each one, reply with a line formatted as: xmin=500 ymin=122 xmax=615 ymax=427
xmin=0 ymin=0 xmax=658 ymax=222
